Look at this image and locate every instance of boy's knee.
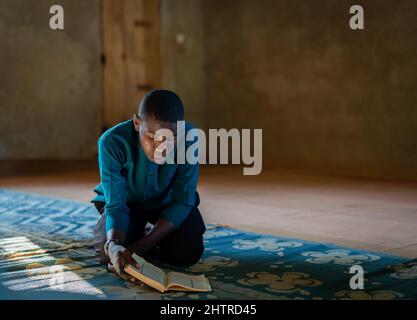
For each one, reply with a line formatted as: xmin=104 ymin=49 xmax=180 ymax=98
xmin=181 ymin=241 xmax=204 ymax=266
xmin=161 ymin=238 xmax=204 ymax=267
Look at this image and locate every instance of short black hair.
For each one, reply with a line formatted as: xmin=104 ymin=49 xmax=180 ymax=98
xmin=139 ymin=89 xmax=184 ymax=122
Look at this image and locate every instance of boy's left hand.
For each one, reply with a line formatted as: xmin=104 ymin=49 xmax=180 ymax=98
xmin=127 ymin=219 xmax=176 ymax=257
xmin=127 ymin=236 xmax=153 ymax=256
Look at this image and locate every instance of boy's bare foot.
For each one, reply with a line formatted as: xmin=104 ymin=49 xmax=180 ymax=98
xmin=94 ymin=242 xmax=110 ymax=264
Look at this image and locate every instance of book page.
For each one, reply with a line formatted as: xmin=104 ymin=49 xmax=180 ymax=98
xmin=166 ymin=272 xmax=211 ymax=292
xmin=130 ymin=254 xmax=166 ymax=287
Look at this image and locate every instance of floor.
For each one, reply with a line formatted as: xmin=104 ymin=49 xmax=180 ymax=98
xmin=1 ymin=165 xmax=416 ymax=258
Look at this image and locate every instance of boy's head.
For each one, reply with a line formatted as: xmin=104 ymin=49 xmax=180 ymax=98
xmin=133 ymin=89 xmax=184 ymax=163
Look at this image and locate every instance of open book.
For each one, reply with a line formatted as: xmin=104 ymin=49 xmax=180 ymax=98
xmin=124 ymin=253 xmax=212 ymax=293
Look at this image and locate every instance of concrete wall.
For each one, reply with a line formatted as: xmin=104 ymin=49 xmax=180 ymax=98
xmin=1 ymin=0 xmax=416 ymax=180
xmin=160 ymin=0 xmax=206 ymax=129
xmin=203 ymin=0 xmax=417 ymax=180
xmin=0 ymin=0 xmax=101 ymax=159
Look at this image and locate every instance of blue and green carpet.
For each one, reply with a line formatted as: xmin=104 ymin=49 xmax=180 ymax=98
xmin=0 ymin=189 xmax=416 ymax=300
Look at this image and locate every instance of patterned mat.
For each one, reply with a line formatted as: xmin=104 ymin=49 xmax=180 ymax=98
xmin=0 ymin=188 xmax=416 ymax=300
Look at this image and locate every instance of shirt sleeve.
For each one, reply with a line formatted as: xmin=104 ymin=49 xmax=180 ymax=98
xmin=159 ymin=161 xmax=199 ymax=227
xmin=98 ymin=135 xmax=130 ymax=233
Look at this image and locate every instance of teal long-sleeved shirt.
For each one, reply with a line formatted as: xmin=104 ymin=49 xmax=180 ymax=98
xmin=91 ymin=120 xmax=199 ymax=233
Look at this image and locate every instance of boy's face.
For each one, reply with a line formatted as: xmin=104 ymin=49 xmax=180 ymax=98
xmin=133 ymin=114 xmax=177 ymax=164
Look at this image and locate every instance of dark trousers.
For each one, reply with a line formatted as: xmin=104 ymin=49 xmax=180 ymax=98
xmin=92 ymin=201 xmax=206 ymax=267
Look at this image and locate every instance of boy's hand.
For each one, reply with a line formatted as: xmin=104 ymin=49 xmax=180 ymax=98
xmin=127 ymin=236 xmax=153 ymax=257
xmin=129 ymin=219 xmax=176 ymax=256
xmin=107 ymin=242 xmax=138 ymax=276
xmin=107 ymin=263 xmax=144 ymax=285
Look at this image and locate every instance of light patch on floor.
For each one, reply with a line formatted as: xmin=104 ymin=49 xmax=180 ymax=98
xmin=0 ymin=235 xmax=105 ymax=298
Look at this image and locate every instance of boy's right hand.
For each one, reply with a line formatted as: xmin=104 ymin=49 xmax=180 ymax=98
xmin=107 ymin=242 xmax=137 ymax=276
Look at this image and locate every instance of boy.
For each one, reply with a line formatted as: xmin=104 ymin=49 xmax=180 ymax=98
xmin=92 ymin=89 xmax=206 ymax=278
